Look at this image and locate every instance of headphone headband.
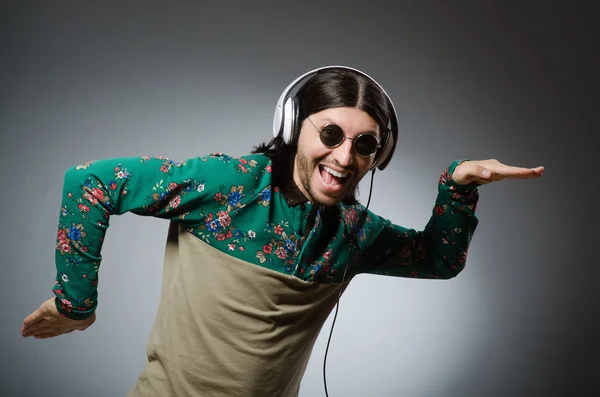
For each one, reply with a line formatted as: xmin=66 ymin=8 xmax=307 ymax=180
xmin=272 ymin=65 xmax=398 ymax=170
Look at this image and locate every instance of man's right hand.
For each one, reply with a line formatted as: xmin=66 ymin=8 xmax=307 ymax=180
xmin=21 ymin=297 xmax=96 ymax=339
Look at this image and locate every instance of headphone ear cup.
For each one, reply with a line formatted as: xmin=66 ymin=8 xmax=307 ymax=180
xmin=372 ymin=128 xmax=393 ymax=170
xmin=371 ymin=131 xmax=385 ymax=170
xmin=290 ymin=97 xmax=300 ymax=143
xmin=281 ymin=97 xmax=294 ymax=144
xmin=273 ymin=103 xmax=283 ymax=139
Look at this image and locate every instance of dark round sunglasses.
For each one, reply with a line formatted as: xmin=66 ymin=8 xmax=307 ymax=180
xmin=307 ymin=117 xmax=380 ymax=157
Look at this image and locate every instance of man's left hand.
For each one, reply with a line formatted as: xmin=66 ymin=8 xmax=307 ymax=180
xmin=452 ymin=159 xmax=544 ymax=185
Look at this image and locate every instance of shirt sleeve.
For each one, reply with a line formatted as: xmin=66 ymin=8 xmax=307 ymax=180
xmin=356 ymin=160 xmax=480 ymax=279
xmin=52 ymin=154 xmax=248 ymax=319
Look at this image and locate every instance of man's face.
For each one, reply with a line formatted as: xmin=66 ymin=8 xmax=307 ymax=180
xmin=293 ymin=106 xmax=380 ymax=206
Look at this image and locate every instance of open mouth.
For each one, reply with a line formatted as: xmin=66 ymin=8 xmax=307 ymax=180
xmin=319 ymin=165 xmax=349 ymax=187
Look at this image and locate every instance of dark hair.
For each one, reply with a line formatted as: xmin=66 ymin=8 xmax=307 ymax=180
xmin=252 ymin=68 xmax=392 ymax=205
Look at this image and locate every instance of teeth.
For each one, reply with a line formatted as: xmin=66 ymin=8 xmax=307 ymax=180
xmin=323 ymin=166 xmax=348 ymax=178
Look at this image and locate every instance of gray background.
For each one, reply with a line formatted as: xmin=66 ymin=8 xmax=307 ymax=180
xmin=2 ymin=1 xmax=598 ymax=396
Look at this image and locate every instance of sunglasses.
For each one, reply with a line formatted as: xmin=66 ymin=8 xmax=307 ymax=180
xmin=307 ymin=117 xmax=381 ymax=157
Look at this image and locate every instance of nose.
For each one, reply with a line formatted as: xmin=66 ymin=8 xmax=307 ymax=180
xmin=331 ymin=137 xmax=355 ymax=167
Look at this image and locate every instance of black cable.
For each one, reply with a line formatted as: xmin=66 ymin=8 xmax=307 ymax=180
xmin=323 ymin=169 xmax=376 ymax=397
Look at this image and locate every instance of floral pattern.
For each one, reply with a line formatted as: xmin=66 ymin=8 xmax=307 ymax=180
xmin=56 ymin=224 xmax=88 ymax=255
xmin=255 ymin=220 xmax=302 ymax=273
xmin=52 ymin=152 xmax=479 ymax=319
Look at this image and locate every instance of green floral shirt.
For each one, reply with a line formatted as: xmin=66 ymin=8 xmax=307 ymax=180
xmin=53 ymin=152 xmax=479 ymax=320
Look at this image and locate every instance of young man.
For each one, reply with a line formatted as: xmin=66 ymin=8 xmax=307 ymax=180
xmin=21 ymin=66 xmax=544 ymax=396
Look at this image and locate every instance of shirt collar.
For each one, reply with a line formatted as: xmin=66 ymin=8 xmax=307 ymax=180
xmin=279 ymin=176 xmax=310 ymax=207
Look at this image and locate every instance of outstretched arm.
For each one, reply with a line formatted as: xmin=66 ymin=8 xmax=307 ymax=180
xmin=356 ymin=159 xmax=543 ymax=279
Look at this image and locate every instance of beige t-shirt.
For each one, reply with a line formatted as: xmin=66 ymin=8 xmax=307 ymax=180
xmin=127 ymin=222 xmax=347 ymax=397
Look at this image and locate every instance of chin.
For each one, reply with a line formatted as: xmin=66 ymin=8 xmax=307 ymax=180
xmin=309 ymin=172 xmax=351 ymax=206
xmin=311 ymin=194 xmax=342 ymax=207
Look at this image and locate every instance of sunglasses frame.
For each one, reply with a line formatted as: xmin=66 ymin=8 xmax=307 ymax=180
xmin=306 ymin=117 xmax=381 ymax=157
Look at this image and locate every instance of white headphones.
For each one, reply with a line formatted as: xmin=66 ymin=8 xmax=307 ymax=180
xmin=272 ymin=65 xmax=398 ymax=170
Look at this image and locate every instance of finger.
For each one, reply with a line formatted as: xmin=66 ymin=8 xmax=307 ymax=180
xmin=34 ymin=332 xmax=59 ymax=339
xmin=491 ymin=164 xmax=544 ymax=176
xmin=22 ymin=316 xmax=65 ymax=336
xmin=21 ymin=317 xmax=48 ymax=335
xmin=23 ymin=326 xmax=55 ymax=338
xmin=33 ymin=328 xmax=76 ymax=339
xmin=467 ymin=166 xmax=505 ymax=185
xmin=497 ymin=167 xmax=544 ymax=179
xmin=459 ymin=163 xmax=492 ymax=184
xmin=469 ymin=165 xmax=494 ymax=184
xmin=480 ymin=167 xmax=492 ymax=179
xmin=502 ymin=165 xmax=543 ymax=174
xmin=22 ymin=310 xmax=43 ymax=329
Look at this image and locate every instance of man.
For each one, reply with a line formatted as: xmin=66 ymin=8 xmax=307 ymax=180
xmin=21 ymin=66 xmax=544 ymax=396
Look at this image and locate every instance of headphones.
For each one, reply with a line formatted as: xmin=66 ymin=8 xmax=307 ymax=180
xmin=272 ymin=65 xmax=399 ymax=170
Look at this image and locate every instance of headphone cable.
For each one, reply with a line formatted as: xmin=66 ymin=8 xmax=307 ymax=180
xmin=323 ymin=169 xmax=376 ymax=397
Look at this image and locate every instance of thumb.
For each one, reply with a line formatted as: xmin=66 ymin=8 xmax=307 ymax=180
xmin=21 ymin=307 xmax=44 ymax=333
xmin=480 ymin=167 xmax=492 ymax=179
xmin=454 ymin=161 xmax=490 ymax=185
xmin=22 ymin=312 xmax=40 ymax=328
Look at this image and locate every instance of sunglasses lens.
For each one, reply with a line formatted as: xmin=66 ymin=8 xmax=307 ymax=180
xmin=355 ymin=134 xmax=379 ymax=156
xmin=319 ymin=125 xmax=344 ymax=147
